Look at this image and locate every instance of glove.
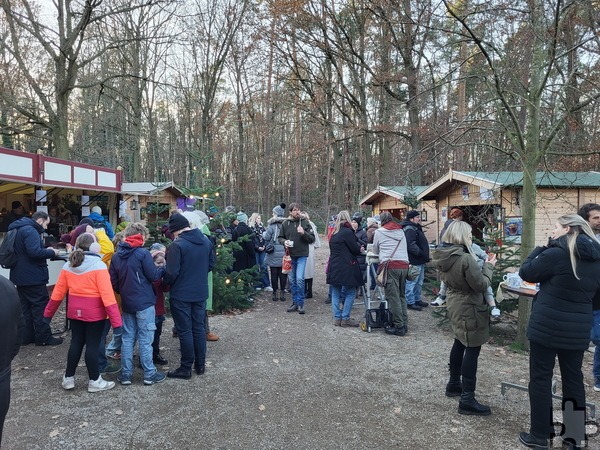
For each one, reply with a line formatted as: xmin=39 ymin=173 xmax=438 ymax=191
xmin=42 ymin=316 xmax=52 ymax=325
xmin=112 ymin=326 xmax=123 ymax=337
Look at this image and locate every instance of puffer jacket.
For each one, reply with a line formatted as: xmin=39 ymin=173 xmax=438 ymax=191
xmin=401 ymin=220 xmax=430 ymax=265
xmin=8 ymin=217 xmax=55 ymax=286
xmin=0 ymin=275 xmax=21 ymax=380
xmin=519 ymin=234 xmax=600 ymax=350
xmin=264 ymin=217 xmax=285 ymax=267
xmin=432 ymin=243 xmax=493 ymax=347
xmin=45 ymin=253 xmax=122 ymax=328
xmin=109 ymin=237 xmax=164 ymax=313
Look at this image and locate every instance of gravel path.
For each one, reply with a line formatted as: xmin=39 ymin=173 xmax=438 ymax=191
xmin=3 ymin=239 xmax=598 ymax=449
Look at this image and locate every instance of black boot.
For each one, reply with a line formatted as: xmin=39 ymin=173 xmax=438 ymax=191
xmin=458 ymin=377 xmax=491 ymax=416
xmin=445 ymin=362 xmax=462 ymax=397
xmin=305 ymin=279 xmax=313 ymax=298
xmin=272 ymin=291 xmax=278 ymax=302
xmin=280 ymin=291 xmax=286 ymax=302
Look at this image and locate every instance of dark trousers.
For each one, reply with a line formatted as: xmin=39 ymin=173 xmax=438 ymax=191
xmin=17 ymin=285 xmax=52 ymax=345
xmin=270 ymin=267 xmax=287 ymax=291
xmin=0 ymin=367 xmax=10 ymax=446
xmin=528 ymin=341 xmax=586 ymax=442
xmin=152 ymin=317 xmax=164 ymax=355
xmin=66 ymin=319 xmax=105 ymax=381
xmin=449 ymin=339 xmax=481 ymax=379
xmin=98 ymin=320 xmax=110 ymax=372
xmin=170 ymin=298 xmax=206 ymax=371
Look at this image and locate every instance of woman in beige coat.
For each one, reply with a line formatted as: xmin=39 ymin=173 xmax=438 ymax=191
xmin=432 ymin=221 xmax=496 ymax=416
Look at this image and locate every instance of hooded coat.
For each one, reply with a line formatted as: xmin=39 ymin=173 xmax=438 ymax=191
xmin=109 ymin=236 xmax=164 ymax=313
xmin=87 ymin=211 xmax=115 ymax=239
xmin=263 ymin=217 xmax=286 ymax=267
xmin=432 ymin=243 xmax=493 ymax=347
xmin=519 ymin=234 xmax=600 ymax=350
xmin=45 ymin=254 xmax=122 ymax=328
xmin=8 ymin=217 xmax=55 ymax=286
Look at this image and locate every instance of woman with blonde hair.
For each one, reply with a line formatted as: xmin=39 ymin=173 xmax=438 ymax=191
xmin=326 ymin=210 xmax=364 ymax=327
xmin=44 ymin=233 xmax=122 ymax=392
xmin=432 ymin=220 xmax=496 ymax=416
xmin=518 ymin=214 xmax=600 ymax=449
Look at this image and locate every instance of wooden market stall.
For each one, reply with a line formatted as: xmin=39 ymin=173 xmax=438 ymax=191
xmin=0 ymin=146 xmax=122 ymax=283
xmin=359 ymin=185 xmax=437 ymax=243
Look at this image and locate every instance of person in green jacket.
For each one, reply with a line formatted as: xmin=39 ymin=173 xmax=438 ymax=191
xmin=432 ymin=221 xmax=496 ymax=417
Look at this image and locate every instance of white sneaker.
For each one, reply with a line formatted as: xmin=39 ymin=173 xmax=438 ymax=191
xmin=431 ymin=296 xmax=446 ymax=307
xmin=62 ymin=375 xmax=75 ymax=390
xmin=491 ymin=307 xmax=501 ymax=318
xmin=88 ymin=375 xmax=115 ymax=393
xmin=264 ymin=286 xmax=273 ymax=292
xmin=594 ymin=384 xmax=600 ymax=392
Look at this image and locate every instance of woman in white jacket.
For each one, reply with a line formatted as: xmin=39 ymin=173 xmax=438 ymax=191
xmin=302 ymin=212 xmax=321 ymax=298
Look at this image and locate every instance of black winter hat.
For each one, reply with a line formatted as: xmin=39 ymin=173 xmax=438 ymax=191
xmin=79 ymin=218 xmax=95 ymax=227
xmin=168 ymin=213 xmax=190 ymax=233
xmin=406 ymin=210 xmax=420 ymax=220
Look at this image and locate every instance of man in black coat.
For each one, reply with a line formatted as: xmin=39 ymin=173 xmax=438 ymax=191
xmin=0 ymin=275 xmax=21 ymax=446
xmin=401 ymin=210 xmax=430 ymax=311
xmin=8 ymin=211 xmax=62 ymax=346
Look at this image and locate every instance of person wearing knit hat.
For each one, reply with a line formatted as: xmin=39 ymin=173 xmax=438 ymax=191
xmin=163 ymin=208 xmax=215 ymax=379
xmin=168 ymin=213 xmax=190 ymax=235
xmin=86 ymin=206 xmax=115 ymax=239
xmin=5 ymin=201 xmax=25 ymax=228
xmin=449 ymin=207 xmax=464 ymax=220
xmin=401 ymin=211 xmax=430 ymax=311
xmin=231 ymin=211 xmax=255 ymax=273
xmin=108 ymin=222 xmax=166 ymax=386
xmin=272 ymin=203 xmax=286 ymax=218
xmin=406 ymin=210 xmax=421 ymax=220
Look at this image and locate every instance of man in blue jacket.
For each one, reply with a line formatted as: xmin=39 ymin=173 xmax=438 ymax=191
xmin=401 ymin=210 xmax=430 ymax=311
xmin=109 ymin=222 xmax=165 ymax=386
xmin=163 ymin=213 xmax=215 ymax=379
xmin=87 ymin=206 xmax=115 ymax=239
xmin=8 ymin=211 xmax=61 ymax=346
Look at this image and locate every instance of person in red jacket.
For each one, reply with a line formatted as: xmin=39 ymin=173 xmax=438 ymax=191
xmin=44 ymin=233 xmax=122 ymax=393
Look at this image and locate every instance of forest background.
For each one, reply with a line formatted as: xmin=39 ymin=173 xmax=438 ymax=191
xmin=1 ymin=0 xmax=599 ymax=255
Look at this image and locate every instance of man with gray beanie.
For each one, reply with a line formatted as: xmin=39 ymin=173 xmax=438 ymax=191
xmin=401 ymin=210 xmax=430 ymax=311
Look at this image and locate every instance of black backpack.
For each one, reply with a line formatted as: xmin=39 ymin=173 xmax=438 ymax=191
xmin=0 ymin=228 xmax=18 ymax=269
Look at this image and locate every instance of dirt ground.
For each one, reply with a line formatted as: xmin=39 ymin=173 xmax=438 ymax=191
xmin=2 ymin=238 xmax=599 ymax=449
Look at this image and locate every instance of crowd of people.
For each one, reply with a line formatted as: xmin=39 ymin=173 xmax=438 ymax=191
xmin=4 ymin=200 xmax=600 ymax=450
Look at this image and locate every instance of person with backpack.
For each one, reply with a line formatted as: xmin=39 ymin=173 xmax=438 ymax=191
xmin=8 ymin=211 xmax=62 ymax=346
xmin=87 ymin=206 xmax=115 ymax=239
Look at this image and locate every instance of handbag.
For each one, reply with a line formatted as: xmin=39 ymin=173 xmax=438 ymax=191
xmin=375 ymin=238 xmax=402 ymax=287
xmin=265 ymin=223 xmax=279 ymax=254
xmin=406 ymin=264 xmax=420 ymax=281
xmin=282 ymin=248 xmax=292 ymax=274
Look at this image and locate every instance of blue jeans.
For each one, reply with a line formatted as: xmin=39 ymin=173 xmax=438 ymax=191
xmin=288 ymin=256 xmax=307 ymax=306
xmin=331 ymin=286 xmax=357 ymax=320
xmin=121 ymin=306 xmax=157 ymax=379
xmin=98 ymin=320 xmax=110 ymax=372
xmin=255 ymin=251 xmax=270 ymax=288
xmin=592 ymin=311 xmax=600 ymax=384
xmin=170 ymin=298 xmax=206 ymax=371
xmin=405 ymin=264 xmax=425 ymax=305
xmin=105 ymin=333 xmax=122 ymax=356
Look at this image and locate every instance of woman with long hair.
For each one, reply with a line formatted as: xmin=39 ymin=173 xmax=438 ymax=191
xmin=326 ymin=210 xmax=364 ymax=327
xmin=44 ymin=233 xmax=122 ymax=392
xmin=518 ymin=214 xmax=600 ymax=449
xmin=432 ymin=221 xmax=496 ymax=416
